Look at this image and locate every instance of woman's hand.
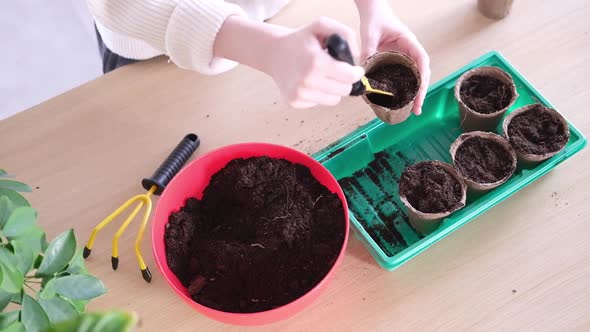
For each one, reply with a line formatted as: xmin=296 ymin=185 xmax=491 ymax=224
xmin=267 ymin=17 xmax=365 ymax=108
xmin=215 ymin=16 xmax=364 ymax=109
xmin=355 ymin=0 xmax=430 ymax=115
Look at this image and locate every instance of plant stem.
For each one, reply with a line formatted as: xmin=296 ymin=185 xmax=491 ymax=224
xmin=24 ymin=283 xmax=36 ymax=292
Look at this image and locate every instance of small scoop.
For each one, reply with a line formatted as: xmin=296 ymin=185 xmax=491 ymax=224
xmin=361 ymin=76 xmax=394 ymax=96
xmin=325 ymin=34 xmax=394 ymax=97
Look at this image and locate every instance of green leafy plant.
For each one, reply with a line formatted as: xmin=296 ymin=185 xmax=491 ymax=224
xmin=0 ymin=170 xmax=137 ymax=332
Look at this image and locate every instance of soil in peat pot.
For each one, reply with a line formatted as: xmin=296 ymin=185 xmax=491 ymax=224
xmin=164 ymin=157 xmax=345 ymax=313
xmin=460 ymin=75 xmax=513 ymax=114
xmin=399 ymin=162 xmax=463 ymax=214
xmin=455 ymin=137 xmax=514 ymax=183
xmin=365 ymin=64 xmax=418 ymax=109
xmin=507 ymin=105 xmax=569 ymax=155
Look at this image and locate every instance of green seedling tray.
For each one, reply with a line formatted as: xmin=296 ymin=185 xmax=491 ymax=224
xmin=312 ymin=51 xmax=586 ymax=270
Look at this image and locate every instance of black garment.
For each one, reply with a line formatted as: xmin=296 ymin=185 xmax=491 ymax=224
xmin=95 ymin=25 xmax=139 ymax=74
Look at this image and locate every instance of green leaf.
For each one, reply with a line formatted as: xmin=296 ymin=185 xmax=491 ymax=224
xmin=10 ymin=291 xmax=22 ymax=305
xmin=38 ymin=296 xmax=79 ymax=326
xmin=0 ymin=310 xmax=20 ymax=330
xmin=0 ymin=246 xmax=18 ymax=267
xmin=0 ymin=180 xmax=32 ymax=193
xmin=36 ymin=230 xmax=76 ymax=277
xmin=0 ymin=260 xmax=24 ymax=293
xmin=48 ymin=311 xmax=137 ymax=332
xmin=65 ymin=298 xmax=88 ymax=314
xmin=54 ymin=275 xmax=106 ymax=301
xmin=0 ymin=169 xmax=6 ymax=177
xmin=39 ymin=278 xmax=56 ymax=300
xmin=41 ymin=276 xmax=52 ymax=289
xmin=0 ymin=289 xmax=12 ymax=311
xmin=2 ymin=207 xmax=37 ymax=238
xmin=11 ymin=240 xmax=35 ymax=275
xmin=41 ymin=233 xmax=49 ymax=252
xmin=21 ymin=294 xmax=51 ymax=332
xmin=0 ymin=189 xmax=29 ymax=208
xmin=66 ymin=248 xmax=88 ymax=275
xmin=0 ymin=196 xmax=16 ymax=229
xmin=12 ymin=226 xmax=46 ymax=258
xmin=2 ymin=322 xmax=26 ymax=332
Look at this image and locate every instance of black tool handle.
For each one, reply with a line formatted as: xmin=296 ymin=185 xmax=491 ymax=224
xmin=325 ymin=34 xmax=365 ymax=96
xmin=142 ymin=134 xmax=200 ymax=195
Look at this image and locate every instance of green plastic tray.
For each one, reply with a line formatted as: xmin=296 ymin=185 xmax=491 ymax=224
xmin=312 ymin=51 xmax=587 ymax=270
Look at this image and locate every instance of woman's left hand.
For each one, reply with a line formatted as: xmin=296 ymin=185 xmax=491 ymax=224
xmin=355 ymin=0 xmax=431 ymax=115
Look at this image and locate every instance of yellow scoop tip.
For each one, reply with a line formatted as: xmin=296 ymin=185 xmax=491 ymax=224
xmin=361 ymin=76 xmax=394 ymax=96
xmin=367 ymin=88 xmax=394 ymax=96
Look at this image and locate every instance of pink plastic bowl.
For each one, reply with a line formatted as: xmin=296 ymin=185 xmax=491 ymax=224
xmin=151 ymin=143 xmax=349 ymax=326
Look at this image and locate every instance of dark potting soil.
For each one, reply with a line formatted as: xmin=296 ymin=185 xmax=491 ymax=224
xmin=365 ymin=64 xmax=418 ymax=109
xmin=399 ymin=162 xmax=463 ymax=214
xmin=455 ymin=137 xmax=514 ymax=183
xmin=164 ymin=157 xmax=345 ymax=313
xmin=507 ymin=105 xmax=569 ymax=155
xmin=460 ymin=75 xmax=513 ymax=114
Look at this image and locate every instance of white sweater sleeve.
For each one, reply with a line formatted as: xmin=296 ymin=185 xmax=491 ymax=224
xmin=87 ymin=0 xmax=247 ymax=75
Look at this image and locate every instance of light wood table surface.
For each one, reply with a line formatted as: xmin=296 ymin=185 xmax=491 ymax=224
xmin=2 ymin=0 xmax=589 ymax=330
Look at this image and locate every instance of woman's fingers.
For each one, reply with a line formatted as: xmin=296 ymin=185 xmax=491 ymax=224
xmin=289 ymin=87 xmax=342 ymax=108
xmin=310 ymin=16 xmax=360 ymax=58
xmin=304 ymin=75 xmax=354 ymax=96
xmin=401 ymin=36 xmax=431 ymax=115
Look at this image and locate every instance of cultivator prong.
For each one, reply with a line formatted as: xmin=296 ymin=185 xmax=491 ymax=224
xmin=83 ymin=134 xmax=200 ymax=283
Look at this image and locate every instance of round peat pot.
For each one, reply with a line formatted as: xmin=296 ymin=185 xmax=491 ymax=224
xmin=454 ymin=66 xmax=518 ymax=132
xmin=502 ymin=104 xmax=570 ymax=163
xmin=478 ymin=0 xmax=514 ymax=20
xmin=450 ymin=131 xmax=517 ymax=192
xmin=362 ymin=51 xmax=421 ymax=124
xmin=399 ymin=161 xmax=467 ymax=235
xmin=151 ymin=143 xmax=349 ymax=326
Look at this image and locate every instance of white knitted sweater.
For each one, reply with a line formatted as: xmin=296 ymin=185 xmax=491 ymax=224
xmin=87 ymin=0 xmax=290 ymax=75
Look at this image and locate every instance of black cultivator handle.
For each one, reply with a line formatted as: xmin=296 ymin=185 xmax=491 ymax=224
xmin=142 ymin=133 xmax=200 ymax=195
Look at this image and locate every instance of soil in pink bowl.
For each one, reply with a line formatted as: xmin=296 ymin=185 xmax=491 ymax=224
xmin=164 ymin=156 xmax=345 ymax=313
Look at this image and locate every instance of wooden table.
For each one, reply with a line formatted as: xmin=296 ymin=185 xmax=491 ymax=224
xmin=2 ymin=0 xmax=589 ymax=330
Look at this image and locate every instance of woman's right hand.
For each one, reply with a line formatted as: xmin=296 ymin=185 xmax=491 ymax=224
xmin=264 ymin=17 xmax=365 ymax=109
